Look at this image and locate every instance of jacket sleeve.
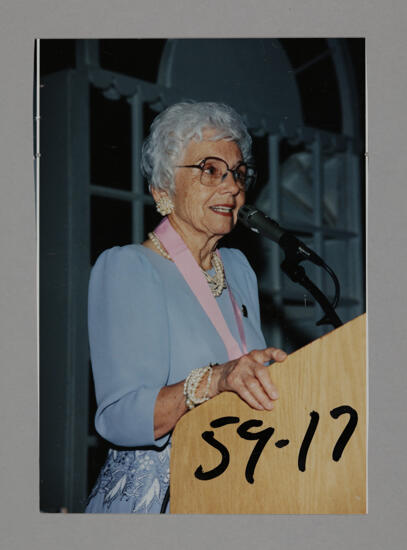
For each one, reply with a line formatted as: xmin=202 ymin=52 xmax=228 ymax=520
xmin=88 ymin=246 xmax=170 ymax=447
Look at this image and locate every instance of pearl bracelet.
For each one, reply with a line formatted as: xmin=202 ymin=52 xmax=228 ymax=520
xmin=183 ymin=364 xmax=215 ymax=410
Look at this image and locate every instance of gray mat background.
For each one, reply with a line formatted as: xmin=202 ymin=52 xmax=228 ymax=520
xmin=1 ymin=1 xmax=406 ymax=548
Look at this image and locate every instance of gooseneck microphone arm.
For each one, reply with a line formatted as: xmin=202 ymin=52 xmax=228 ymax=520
xmin=280 ymin=252 xmax=343 ymax=329
xmin=238 ymin=205 xmax=343 ymax=329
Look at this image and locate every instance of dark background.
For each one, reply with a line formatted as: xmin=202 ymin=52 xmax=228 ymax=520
xmin=40 ymin=38 xmax=365 ymax=265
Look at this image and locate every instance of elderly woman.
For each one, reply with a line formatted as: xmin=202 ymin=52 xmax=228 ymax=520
xmin=85 ymin=101 xmax=286 ymax=513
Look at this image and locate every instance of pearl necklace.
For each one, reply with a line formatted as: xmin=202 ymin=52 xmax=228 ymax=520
xmin=148 ymin=231 xmax=227 ymax=298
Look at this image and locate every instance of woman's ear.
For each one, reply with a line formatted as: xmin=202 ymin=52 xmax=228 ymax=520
xmin=151 ymin=188 xmax=167 ymax=203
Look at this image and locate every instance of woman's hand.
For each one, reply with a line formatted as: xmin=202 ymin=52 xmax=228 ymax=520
xmin=154 ymin=347 xmax=286 ymax=439
xmin=211 ymin=347 xmax=287 ymax=410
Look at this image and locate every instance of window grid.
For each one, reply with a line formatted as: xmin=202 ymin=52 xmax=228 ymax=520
xmin=267 ymin=134 xmax=283 ymax=348
xmin=131 ymin=92 xmax=145 ymax=244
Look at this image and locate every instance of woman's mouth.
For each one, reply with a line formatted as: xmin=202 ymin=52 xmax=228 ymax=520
xmin=210 ymin=205 xmax=234 ymax=217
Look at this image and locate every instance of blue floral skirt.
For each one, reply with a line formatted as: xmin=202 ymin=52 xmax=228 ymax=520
xmin=85 ymin=445 xmax=170 ymax=513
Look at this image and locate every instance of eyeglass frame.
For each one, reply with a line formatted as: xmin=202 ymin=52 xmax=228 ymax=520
xmin=176 ymin=156 xmax=257 ymax=191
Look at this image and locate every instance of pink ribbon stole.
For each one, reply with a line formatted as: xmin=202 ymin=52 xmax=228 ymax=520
xmin=154 ymin=217 xmax=247 ymax=361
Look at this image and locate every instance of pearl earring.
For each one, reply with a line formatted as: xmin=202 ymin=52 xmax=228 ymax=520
xmin=155 ymin=195 xmax=174 ymax=216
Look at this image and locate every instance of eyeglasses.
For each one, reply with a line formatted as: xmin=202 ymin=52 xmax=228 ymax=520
xmin=176 ymin=156 xmax=256 ymax=191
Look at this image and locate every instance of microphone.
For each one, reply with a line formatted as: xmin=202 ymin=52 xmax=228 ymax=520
xmin=238 ymin=204 xmax=324 ymax=266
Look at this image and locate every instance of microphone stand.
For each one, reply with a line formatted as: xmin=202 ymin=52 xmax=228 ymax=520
xmin=237 ymin=205 xmax=343 ymax=329
xmin=280 ymin=247 xmax=343 ymax=329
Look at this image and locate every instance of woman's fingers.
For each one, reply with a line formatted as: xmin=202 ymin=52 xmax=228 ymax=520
xmin=244 ymin=374 xmax=275 ymax=410
xmin=214 ymin=347 xmax=287 ymax=410
xmin=238 ymin=385 xmax=268 ymax=411
xmin=253 ymin=364 xmax=279 ymax=403
xmin=240 ymin=348 xmax=286 ymax=406
xmin=250 ymin=347 xmax=287 ymax=364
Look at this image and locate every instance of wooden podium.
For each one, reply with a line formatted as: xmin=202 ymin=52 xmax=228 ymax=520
xmin=170 ymin=314 xmax=366 ymax=514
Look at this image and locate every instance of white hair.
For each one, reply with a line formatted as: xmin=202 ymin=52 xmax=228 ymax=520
xmin=141 ymin=101 xmax=252 ymax=195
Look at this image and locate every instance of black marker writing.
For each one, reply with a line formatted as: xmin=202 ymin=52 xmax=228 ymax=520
xmin=195 ymin=404 xmax=358 ymax=484
xmin=210 ymin=416 xmax=240 ymax=428
xmin=194 ymin=417 xmax=240 ymax=480
xmin=330 ymin=405 xmax=358 ymax=461
xmin=275 ymin=439 xmax=289 ymax=448
xmin=236 ymin=419 xmax=275 ymax=484
xmin=194 ymin=431 xmax=230 ymax=480
xmin=298 ymin=411 xmax=320 ymax=472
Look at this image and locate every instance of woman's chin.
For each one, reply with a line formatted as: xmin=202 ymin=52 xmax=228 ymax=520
xmin=207 ymin=210 xmax=237 ymax=229
xmin=210 ymin=220 xmax=236 ymax=237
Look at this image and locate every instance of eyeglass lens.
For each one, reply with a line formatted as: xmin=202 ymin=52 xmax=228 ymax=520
xmin=201 ymin=158 xmax=249 ymax=188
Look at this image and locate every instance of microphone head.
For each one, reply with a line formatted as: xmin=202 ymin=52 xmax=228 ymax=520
xmin=237 ymin=204 xmax=258 ymax=226
xmin=239 ymin=205 xmax=322 ymax=264
xmin=238 ymin=204 xmax=284 ymax=242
